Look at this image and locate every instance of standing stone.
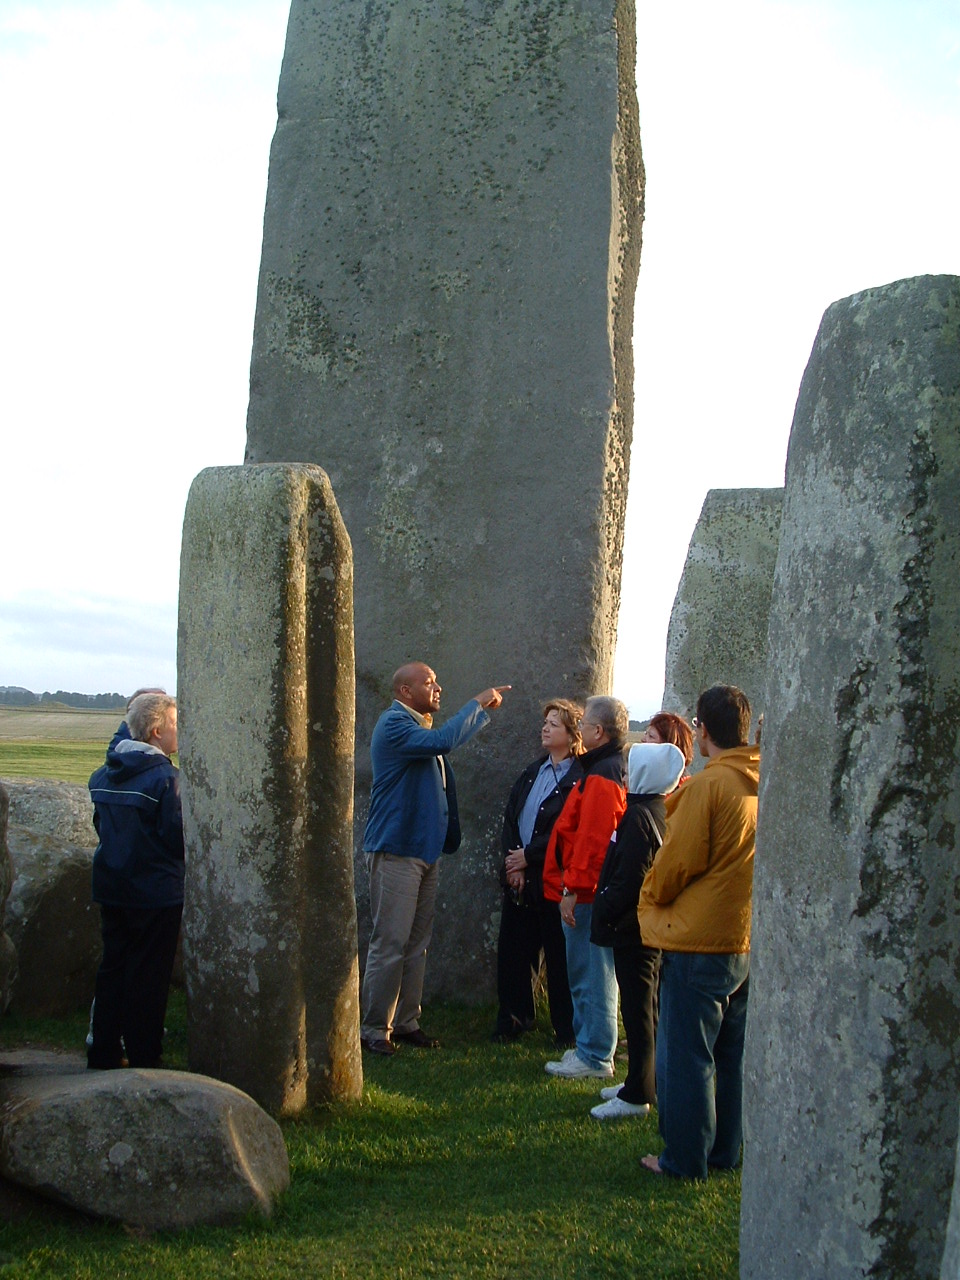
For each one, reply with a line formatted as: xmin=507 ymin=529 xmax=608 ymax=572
xmin=178 ymin=464 xmax=360 ymax=1115
xmin=661 ymin=488 xmax=781 ymax=767
xmin=243 ymin=1 xmax=643 ymax=999
xmin=740 ymin=276 xmax=960 ymax=1279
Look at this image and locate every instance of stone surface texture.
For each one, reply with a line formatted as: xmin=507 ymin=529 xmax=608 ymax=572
xmin=661 ymin=487 xmax=781 ymax=770
xmin=243 ymin=1 xmax=644 ymax=999
xmin=178 ymin=464 xmax=360 ymax=1115
xmin=0 ymin=1050 xmax=288 ymax=1229
xmin=1 ymin=779 xmax=97 ymax=849
xmin=0 ymin=786 xmax=15 ymax=1012
xmin=740 ymin=276 xmax=960 ymax=1279
xmin=4 ymin=827 xmax=99 ymax=1017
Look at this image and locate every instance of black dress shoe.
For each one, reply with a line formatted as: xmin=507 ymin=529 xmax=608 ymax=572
xmin=392 ymin=1028 xmax=440 ymax=1048
xmin=360 ymin=1036 xmax=396 ymax=1056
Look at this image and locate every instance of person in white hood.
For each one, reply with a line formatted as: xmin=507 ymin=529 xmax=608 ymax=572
xmin=588 ymin=741 xmax=685 ymax=1120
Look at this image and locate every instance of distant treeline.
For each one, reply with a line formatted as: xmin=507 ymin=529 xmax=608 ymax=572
xmin=0 ymin=687 xmax=127 ymax=709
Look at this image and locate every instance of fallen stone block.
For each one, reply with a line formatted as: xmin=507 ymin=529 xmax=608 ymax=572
xmin=0 ymin=1050 xmax=289 ymax=1229
xmin=5 ymin=828 xmax=99 ymax=1017
xmin=1 ymin=779 xmax=98 ymax=849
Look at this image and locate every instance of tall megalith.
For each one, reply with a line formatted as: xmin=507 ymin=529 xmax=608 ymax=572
xmin=740 ymin=276 xmax=960 ymax=1278
xmin=243 ymin=2 xmax=643 ymax=998
xmin=178 ymin=464 xmax=360 ymax=1114
xmin=662 ymin=487 xmax=781 ymax=765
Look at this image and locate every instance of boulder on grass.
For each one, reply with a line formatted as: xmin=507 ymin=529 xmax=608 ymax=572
xmin=0 ymin=1050 xmax=289 ymax=1229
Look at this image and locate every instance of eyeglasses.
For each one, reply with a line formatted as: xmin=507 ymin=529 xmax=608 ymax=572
xmin=579 ymin=718 xmax=599 ymax=730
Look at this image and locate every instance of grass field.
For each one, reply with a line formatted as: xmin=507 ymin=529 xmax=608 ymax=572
xmin=0 ymin=707 xmax=120 ymax=783
xmin=0 ymin=993 xmax=740 ymax=1280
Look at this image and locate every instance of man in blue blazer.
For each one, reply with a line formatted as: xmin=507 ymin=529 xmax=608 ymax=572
xmin=360 ymin=662 xmax=509 ymax=1055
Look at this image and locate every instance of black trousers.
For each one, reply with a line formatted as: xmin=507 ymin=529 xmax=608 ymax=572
xmin=88 ymin=902 xmax=182 ymax=1069
xmin=494 ymin=893 xmax=574 ymax=1044
xmin=613 ymin=942 xmax=662 ymax=1104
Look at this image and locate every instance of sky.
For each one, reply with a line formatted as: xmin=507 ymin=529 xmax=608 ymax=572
xmin=1 ymin=0 xmax=958 ymax=715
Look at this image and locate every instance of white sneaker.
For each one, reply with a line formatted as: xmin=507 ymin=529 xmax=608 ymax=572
xmin=543 ymin=1048 xmax=577 ymax=1072
xmin=590 ymin=1096 xmax=651 ymax=1120
xmin=599 ymin=1084 xmax=623 ymax=1101
xmin=545 ymin=1052 xmax=614 ymax=1079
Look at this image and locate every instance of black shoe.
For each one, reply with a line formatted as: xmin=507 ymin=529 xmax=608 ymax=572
xmin=361 ymin=1036 xmax=396 ymax=1056
xmin=392 ymin=1028 xmax=440 ymax=1049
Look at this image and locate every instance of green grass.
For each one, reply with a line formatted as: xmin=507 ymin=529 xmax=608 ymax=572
xmin=0 ymin=740 xmax=110 ymax=784
xmin=0 ymin=994 xmax=740 ymax=1279
xmin=0 ymin=708 xmax=119 ymax=783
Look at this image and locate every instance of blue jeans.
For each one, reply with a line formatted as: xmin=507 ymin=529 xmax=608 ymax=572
xmin=656 ymin=950 xmax=750 ymax=1179
xmin=562 ymin=903 xmax=617 ymax=1070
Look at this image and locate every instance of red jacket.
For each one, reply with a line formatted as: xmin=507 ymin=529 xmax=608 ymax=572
xmin=542 ymin=740 xmax=626 ymax=904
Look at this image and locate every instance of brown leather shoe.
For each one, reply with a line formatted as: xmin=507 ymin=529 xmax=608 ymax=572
xmin=360 ymin=1036 xmax=396 ymax=1056
xmin=392 ymin=1028 xmax=439 ymax=1049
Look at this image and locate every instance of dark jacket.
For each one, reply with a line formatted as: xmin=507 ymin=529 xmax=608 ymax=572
xmin=89 ymin=743 xmax=184 ymax=908
xmin=500 ymin=754 xmax=583 ymax=907
xmin=590 ymin=793 xmax=665 ymax=947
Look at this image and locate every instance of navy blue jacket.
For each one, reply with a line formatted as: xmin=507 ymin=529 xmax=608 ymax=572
xmin=363 ymin=699 xmax=489 ymax=863
xmin=89 ymin=744 xmax=185 ymax=908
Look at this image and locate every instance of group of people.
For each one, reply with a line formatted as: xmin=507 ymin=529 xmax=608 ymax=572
xmin=361 ymin=663 xmax=759 ymax=1181
xmin=83 ymin=662 xmax=759 ymax=1182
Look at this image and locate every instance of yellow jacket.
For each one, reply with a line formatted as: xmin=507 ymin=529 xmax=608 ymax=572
xmin=637 ymin=745 xmax=759 ymax=953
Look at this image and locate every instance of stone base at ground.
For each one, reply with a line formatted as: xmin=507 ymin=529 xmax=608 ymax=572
xmin=0 ymin=1050 xmax=289 ymax=1229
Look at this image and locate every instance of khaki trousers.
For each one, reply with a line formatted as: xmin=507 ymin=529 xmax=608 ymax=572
xmin=361 ymin=853 xmax=439 ymax=1040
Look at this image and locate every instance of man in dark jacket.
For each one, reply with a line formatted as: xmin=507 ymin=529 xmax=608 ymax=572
xmin=87 ymin=692 xmax=183 ymax=1069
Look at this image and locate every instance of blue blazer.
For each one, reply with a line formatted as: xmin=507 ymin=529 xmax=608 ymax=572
xmin=362 ymin=699 xmax=489 ymax=863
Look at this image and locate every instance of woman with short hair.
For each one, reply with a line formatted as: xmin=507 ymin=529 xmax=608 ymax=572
xmin=492 ymin=699 xmax=584 ymax=1045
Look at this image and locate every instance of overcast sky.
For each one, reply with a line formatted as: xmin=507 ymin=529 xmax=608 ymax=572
xmin=1 ymin=0 xmax=958 ymax=714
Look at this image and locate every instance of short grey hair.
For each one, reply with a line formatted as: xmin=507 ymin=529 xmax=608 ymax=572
xmin=584 ymin=695 xmax=628 ymax=746
xmin=127 ymin=693 xmax=177 ymax=743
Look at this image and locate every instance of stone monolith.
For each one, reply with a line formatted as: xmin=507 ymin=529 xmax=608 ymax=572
xmin=243 ymin=2 xmax=644 ymax=998
xmin=740 ymin=276 xmax=960 ymax=1279
xmin=178 ymin=464 xmax=360 ymax=1114
xmin=661 ymin=487 xmax=781 ymax=767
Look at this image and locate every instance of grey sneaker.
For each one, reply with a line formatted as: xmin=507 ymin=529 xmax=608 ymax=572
xmin=599 ymin=1084 xmax=623 ymax=1101
xmin=591 ymin=1096 xmax=651 ymax=1120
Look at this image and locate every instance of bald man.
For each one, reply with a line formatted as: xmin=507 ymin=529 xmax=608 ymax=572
xmin=360 ymin=663 xmax=509 ymax=1055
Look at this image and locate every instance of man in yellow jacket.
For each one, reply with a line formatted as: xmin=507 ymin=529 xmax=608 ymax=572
xmin=638 ymin=684 xmax=759 ymax=1179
